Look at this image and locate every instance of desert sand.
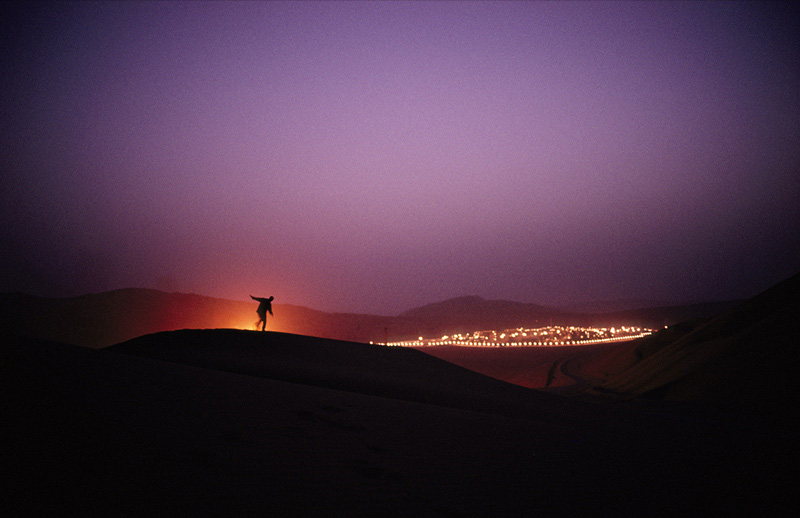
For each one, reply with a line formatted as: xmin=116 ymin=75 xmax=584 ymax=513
xmin=6 ymin=327 xmax=794 ymax=515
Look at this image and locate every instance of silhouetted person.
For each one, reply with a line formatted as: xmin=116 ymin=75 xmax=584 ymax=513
xmin=251 ymin=295 xmax=274 ymax=331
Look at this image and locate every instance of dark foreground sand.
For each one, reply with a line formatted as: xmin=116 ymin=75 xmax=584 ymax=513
xmin=6 ymin=329 xmax=795 ymax=516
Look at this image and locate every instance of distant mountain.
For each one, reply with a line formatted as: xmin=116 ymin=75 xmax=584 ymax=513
xmin=580 ymin=300 xmax=742 ymax=329
xmin=0 ymin=289 xmax=247 ymax=349
xmin=557 ymin=298 xmax=678 ymax=314
xmin=399 ymin=295 xmax=572 ymax=336
xmin=1 ymin=288 xmax=739 ymax=348
xmin=399 ymin=295 xmax=741 ymax=333
xmin=0 ymin=289 xmax=394 ymax=348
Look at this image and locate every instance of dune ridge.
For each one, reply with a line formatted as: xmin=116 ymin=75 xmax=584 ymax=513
xmin=113 ymin=329 xmax=538 ymax=416
xmin=7 ymin=320 xmax=795 ymax=515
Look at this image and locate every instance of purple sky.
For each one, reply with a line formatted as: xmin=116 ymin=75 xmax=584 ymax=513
xmin=2 ymin=1 xmax=799 ymax=315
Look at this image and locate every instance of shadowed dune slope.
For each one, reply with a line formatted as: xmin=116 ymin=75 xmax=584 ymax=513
xmin=7 ymin=330 xmax=796 ymax=515
xmin=111 ymin=329 xmax=597 ymax=420
xmin=594 ymin=271 xmax=800 ymax=415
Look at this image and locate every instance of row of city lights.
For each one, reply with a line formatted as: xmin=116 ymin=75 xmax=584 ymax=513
xmin=378 ymin=329 xmax=653 ymax=347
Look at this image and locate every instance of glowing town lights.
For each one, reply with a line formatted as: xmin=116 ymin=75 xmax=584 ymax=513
xmin=385 ymin=325 xmax=654 ymax=348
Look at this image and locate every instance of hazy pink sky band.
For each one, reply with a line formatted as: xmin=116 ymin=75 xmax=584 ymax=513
xmin=2 ymin=1 xmax=798 ymax=314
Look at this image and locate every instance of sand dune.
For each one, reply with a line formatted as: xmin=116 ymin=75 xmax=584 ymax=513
xmin=6 ymin=329 xmax=794 ymax=515
xmin=592 ymin=272 xmax=800 ymax=416
xmin=113 ymin=329 xmax=566 ymax=417
xmin=417 ymin=272 xmax=800 ymax=426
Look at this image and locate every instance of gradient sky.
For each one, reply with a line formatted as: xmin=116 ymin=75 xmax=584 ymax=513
xmin=2 ymin=1 xmax=799 ymax=315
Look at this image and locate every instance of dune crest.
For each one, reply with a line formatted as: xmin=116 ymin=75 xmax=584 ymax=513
xmin=112 ymin=329 xmax=574 ymax=418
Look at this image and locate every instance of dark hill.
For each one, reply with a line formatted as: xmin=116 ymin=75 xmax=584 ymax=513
xmin=591 ymin=271 xmax=800 ymax=420
xmin=0 ymin=289 xmax=253 ymax=348
xmin=1 ymin=288 xmax=738 ymax=349
xmin=581 ymin=300 xmax=741 ymax=328
xmin=399 ymin=295 xmax=572 ymax=335
xmin=398 ymin=295 xmax=739 ymax=333
xmin=0 ymin=289 xmax=406 ymax=348
xmin=558 ymin=298 xmax=674 ymax=313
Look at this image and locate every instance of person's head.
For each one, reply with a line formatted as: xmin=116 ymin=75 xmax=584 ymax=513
xmin=268 ymin=296 xmax=274 ymax=301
